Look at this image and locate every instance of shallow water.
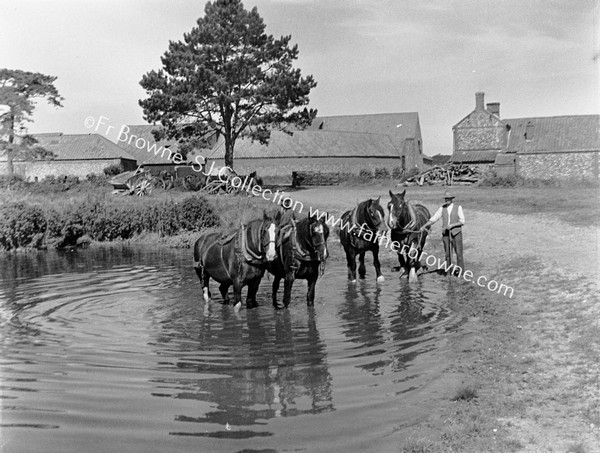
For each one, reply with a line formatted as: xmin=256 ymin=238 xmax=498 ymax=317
xmin=0 ymin=245 xmax=462 ymax=453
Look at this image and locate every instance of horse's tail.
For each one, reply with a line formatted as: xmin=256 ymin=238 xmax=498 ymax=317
xmin=193 ymin=232 xmax=217 ymax=268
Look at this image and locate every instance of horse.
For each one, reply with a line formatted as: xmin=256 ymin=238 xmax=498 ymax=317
xmin=193 ymin=211 xmax=279 ymax=311
xmin=339 ymin=198 xmax=386 ymax=283
xmin=267 ymin=214 xmax=330 ymax=309
xmin=387 ymin=190 xmax=431 ymax=283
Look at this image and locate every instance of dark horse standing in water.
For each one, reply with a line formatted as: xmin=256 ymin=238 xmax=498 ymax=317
xmin=193 ymin=211 xmax=278 ymax=311
xmin=339 ymin=198 xmax=386 ymax=283
xmin=267 ymin=215 xmax=330 ymax=309
xmin=387 ymin=190 xmax=431 ymax=282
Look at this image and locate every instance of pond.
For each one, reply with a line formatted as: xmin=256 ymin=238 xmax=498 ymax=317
xmin=0 ymin=245 xmax=463 ymax=452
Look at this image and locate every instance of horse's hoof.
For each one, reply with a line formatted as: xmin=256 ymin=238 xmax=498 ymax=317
xmin=377 ymin=275 xmax=385 ymax=283
xmin=233 ymin=302 xmax=242 ymax=312
xmin=408 ymin=268 xmax=418 ymax=283
xmin=350 ymin=279 xmax=357 ymax=284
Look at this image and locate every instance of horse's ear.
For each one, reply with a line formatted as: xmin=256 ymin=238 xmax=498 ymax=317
xmin=389 ymin=190 xmax=394 ymax=198
xmin=400 ymin=189 xmax=406 ymax=198
xmin=263 ymin=209 xmax=269 ymax=220
xmin=376 ymin=196 xmax=381 ymax=204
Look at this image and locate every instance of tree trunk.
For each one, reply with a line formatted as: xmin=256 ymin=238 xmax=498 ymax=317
xmin=6 ymin=114 xmax=15 ymax=177
xmin=224 ymin=136 xmax=234 ymax=169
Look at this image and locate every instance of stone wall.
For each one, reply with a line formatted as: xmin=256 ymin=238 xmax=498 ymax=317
xmin=517 ymin=152 xmax=599 ymax=180
xmin=205 ymin=157 xmax=406 ymax=177
xmin=0 ymin=158 xmax=136 ymax=180
xmin=454 ymin=110 xmax=505 ymax=151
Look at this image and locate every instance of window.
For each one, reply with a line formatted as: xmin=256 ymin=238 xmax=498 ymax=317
xmin=401 ymin=155 xmax=406 ymax=170
xmin=418 ymin=140 xmax=422 ymax=154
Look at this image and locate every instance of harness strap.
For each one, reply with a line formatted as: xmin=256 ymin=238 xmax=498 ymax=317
xmin=240 ymin=223 xmax=263 ymax=263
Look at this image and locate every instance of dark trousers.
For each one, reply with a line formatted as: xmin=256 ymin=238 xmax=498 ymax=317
xmin=442 ymin=230 xmax=464 ymax=272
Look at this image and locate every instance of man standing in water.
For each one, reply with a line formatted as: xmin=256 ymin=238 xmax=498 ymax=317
xmin=420 ymin=191 xmax=465 ymax=275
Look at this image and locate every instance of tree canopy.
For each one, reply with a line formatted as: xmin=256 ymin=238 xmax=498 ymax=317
xmin=139 ymin=0 xmax=317 ymax=168
xmin=0 ymin=69 xmax=64 ymax=175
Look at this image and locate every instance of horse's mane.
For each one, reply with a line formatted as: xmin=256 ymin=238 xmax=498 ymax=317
xmin=245 ymin=217 xmax=271 ymax=253
xmin=357 ymin=199 xmax=384 ymax=228
xmin=294 ymin=217 xmax=329 ymax=255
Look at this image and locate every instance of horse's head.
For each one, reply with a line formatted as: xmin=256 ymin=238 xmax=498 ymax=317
xmin=387 ymin=190 xmax=416 ymax=231
xmin=307 ymin=214 xmax=330 ymax=261
xmin=261 ymin=210 xmax=278 ymax=261
xmin=366 ymin=197 xmax=385 ymax=230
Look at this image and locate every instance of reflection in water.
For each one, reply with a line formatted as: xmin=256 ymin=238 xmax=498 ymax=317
xmin=150 ymin=301 xmax=333 ymax=437
xmin=0 ymin=246 xmax=460 ymax=453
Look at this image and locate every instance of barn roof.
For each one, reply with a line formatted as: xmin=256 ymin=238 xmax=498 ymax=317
xmin=0 ymin=133 xmax=136 ymax=162
xmin=450 ymin=150 xmax=499 ymax=163
xmin=209 ymin=130 xmax=398 ymax=159
xmin=504 ymin=115 xmax=600 ymax=154
xmin=206 ymin=112 xmax=419 ymax=159
xmin=115 ymin=125 xmax=181 ymax=165
xmin=305 ymin=112 xmax=420 ymax=140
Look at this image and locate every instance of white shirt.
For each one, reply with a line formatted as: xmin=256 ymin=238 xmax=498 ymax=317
xmin=429 ymin=203 xmax=465 ymax=226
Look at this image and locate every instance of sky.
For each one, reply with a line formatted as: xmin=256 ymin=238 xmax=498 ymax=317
xmin=2 ymin=0 xmax=598 ymax=156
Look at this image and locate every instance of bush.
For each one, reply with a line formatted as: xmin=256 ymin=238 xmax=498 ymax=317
xmin=358 ymin=168 xmax=373 ymax=180
xmin=392 ymin=166 xmax=405 ymax=179
xmin=44 ymin=206 xmax=86 ymax=248
xmin=373 ymin=167 xmax=390 ymax=179
xmin=0 ymin=203 xmax=47 ymax=251
xmin=85 ymin=173 xmax=109 ymax=187
xmin=0 ymin=174 xmax=29 ymax=190
xmin=0 ymin=195 xmax=221 ymax=251
xmin=103 ymin=163 xmax=124 ymax=176
xmin=176 ymin=196 xmax=220 ymax=231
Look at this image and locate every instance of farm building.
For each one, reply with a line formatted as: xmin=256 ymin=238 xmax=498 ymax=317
xmin=452 ymin=92 xmax=600 ymax=180
xmin=0 ymin=133 xmax=137 ymax=180
xmin=116 ymin=125 xmax=184 ymax=175
xmin=206 ymin=113 xmax=424 ymax=176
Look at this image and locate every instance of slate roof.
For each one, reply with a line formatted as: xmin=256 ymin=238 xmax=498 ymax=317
xmin=305 ymin=113 xmax=420 ymax=140
xmin=209 ymin=130 xmax=399 ymax=159
xmin=0 ymin=133 xmax=136 ymax=161
xmin=115 ymin=125 xmax=181 ymax=165
xmin=450 ymin=150 xmax=500 ymax=163
xmin=206 ymin=112 xmax=419 ymax=159
xmin=504 ymin=115 xmax=600 ymax=154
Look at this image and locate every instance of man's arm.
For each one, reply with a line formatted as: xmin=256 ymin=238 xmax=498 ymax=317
xmin=420 ymin=206 xmax=442 ymax=231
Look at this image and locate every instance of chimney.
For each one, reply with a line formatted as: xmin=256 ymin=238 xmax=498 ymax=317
xmin=475 ymin=92 xmax=485 ymax=110
xmin=487 ymin=102 xmax=500 ymax=116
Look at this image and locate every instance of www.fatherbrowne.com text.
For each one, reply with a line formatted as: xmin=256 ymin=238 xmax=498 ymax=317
xmin=83 ymin=114 xmax=514 ymax=298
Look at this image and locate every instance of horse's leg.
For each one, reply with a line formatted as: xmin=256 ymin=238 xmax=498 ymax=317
xmin=396 ymin=250 xmax=407 ymax=278
xmin=219 ymin=282 xmax=230 ymax=304
xmin=246 ymin=275 xmax=263 ymax=309
xmin=306 ymin=273 xmax=318 ymax=307
xmin=200 ymin=268 xmax=212 ymax=302
xmin=232 ymin=281 xmax=243 ymax=312
xmin=283 ymin=272 xmax=295 ymax=308
xmin=272 ymin=276 xmax=283 ymax=309
xmin=358 ymin=252 xmax=366 ymax=279
xmin=372 ymin=245 xmax=384 ymax=282
xmin=344 ymin=245 xmax=357 ymax=283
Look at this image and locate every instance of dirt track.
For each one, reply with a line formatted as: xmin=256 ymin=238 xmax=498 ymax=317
xmin=287 ymin=185 xmax=599 ymax=452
